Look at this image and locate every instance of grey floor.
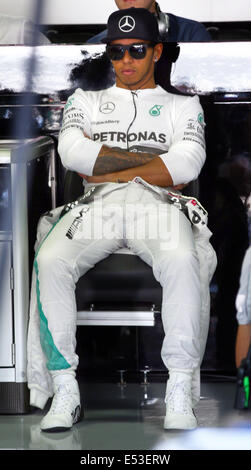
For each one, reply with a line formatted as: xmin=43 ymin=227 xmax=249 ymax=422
xmin=0 ymin=379 xmax=251 ymax=450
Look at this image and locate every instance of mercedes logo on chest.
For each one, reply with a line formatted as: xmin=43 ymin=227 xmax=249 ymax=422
xmin=99 ymin=102 xmax=115 ymax=114
xmin=119 ymin=15 xmax=136 ymax=33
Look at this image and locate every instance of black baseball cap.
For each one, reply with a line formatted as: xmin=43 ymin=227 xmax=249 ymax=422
xmin=102 ymin=8 xmax=161 ymax=44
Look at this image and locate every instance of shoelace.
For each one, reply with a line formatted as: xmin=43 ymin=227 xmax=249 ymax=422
xmin=49 ymin=384 xmax=78 ymax=416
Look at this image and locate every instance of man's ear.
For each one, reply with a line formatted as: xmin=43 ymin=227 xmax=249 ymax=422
xmin=153 ymin=43 xmax=163 ymax=63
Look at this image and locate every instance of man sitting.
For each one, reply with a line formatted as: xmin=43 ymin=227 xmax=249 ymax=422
xmin=27 ymin=7 xmax=216 ymax=432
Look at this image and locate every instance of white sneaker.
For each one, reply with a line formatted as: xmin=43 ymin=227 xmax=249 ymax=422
xmin=40 ymin=378 xmax=82 ymax=432
xmin=164 ymin=369 xmax=197 ymax=430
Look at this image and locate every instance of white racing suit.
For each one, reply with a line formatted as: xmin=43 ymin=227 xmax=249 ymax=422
xmin=27 ymin=85 xmax=217 ymax=409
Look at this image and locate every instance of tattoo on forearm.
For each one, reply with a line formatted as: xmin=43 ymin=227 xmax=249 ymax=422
xmin=93 ymin=145 xmax=156 ymax=175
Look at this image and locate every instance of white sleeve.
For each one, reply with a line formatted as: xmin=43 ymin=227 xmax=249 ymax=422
xmin=159 ymin=95 xmax=206 ymax=186
xmin=57 ymin=89 xmax=103 ymax=175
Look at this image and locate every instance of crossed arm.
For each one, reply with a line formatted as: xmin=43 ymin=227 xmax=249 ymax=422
xmin=79 ymin=138 xmax=177 ymax=188
xmin=59 ymin=91 xmax=205 ymax=190
xmin=58 ymin=94 xmax=207 ymax=190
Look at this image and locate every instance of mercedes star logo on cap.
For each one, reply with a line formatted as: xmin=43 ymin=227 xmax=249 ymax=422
xmin=119 ymin=15 xmax=136 ymax=33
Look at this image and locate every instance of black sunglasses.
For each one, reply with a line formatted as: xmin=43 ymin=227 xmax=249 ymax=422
xmin=106 ymin=43 xmax=155 ymax=61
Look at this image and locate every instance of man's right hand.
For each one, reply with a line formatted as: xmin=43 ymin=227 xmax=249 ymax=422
xmin=81 ymin=131 xmax=188 ymax=189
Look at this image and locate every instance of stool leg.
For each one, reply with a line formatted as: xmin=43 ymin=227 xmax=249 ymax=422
xmin=117 ymin=369 xmax=126 ymax=386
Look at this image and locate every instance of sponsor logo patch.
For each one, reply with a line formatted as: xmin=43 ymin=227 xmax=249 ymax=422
xmin=99 ymin=102 xmax=116 ymax=114
xmin=119 ymin=16 xmax=135 ymax=33
xmin=197 ymin=112 xmax=204 ymax=125
xmin=149 ymin=105 xmax=163 ymax=117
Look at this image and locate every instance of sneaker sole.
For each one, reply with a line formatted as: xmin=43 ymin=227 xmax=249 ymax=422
xmin=41 ymin=405 xmax=83 ymax=433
